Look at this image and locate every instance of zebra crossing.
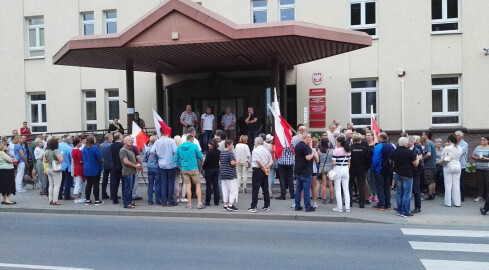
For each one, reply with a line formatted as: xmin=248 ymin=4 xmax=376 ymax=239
xmin=401 ymin=228 xmax=489 ymax=270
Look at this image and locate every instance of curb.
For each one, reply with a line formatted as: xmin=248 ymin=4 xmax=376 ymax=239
xmin=0 ymin=207 xmax=386 ymax=224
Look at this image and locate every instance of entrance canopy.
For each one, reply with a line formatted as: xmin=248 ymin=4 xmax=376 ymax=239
xmin=53 ymin=0 xmax=371 ymax=74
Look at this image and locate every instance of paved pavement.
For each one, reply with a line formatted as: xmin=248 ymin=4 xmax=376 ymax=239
xmin=1 ymin=213 xmax=488 ymax=270
xmin=1 ymin=183 xmax=488 ymax=226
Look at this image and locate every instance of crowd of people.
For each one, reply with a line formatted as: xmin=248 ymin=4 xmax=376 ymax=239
xmin=1 ymin=113 xmax=489 ymax=217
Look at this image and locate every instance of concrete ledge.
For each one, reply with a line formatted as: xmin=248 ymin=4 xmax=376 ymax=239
xmin=42 ymin=209 xmax=80 ymax=215
xmin=4 ymin=208 xmax=42 ymax=214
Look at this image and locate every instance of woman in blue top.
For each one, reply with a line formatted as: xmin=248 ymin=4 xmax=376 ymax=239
xmin=82 ymin=136 xmax=104 ymax=205
xmin=13 ymin=136 xmax=28 ymax=193
xmin=143 ymin=135 xmax=160 ymax=205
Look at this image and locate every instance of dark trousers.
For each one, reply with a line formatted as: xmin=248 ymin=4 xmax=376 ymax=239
xmin=278 ymin=165 xmax=294 ymax=197
xmin=435 ymin=165 xmax=445 ymax=194
xmin=413 ymin=174 xmax=421 ymax=210
xmin=251 ymin=168 xmax=270 ymax=208
xmin=110 ymin=169 xmax=122 ymax=202
xmin=205 ymin=169 xmax=220 ymax=205
xmin=247 ymin=130 xmax=260 ymax=151
xmin=349 ymin=170 xmax=366 ymax=205
xmin=374 ymin=171 xmax=391 ymax=208
xmin=85 ymin=174 xmax=100 ymax=201
xmin=59 ymin=170 xmax=73 ymax=200
xmin=160 ymin=168 xmax=176 ymax=205
xmin=202 ymin=130 xmax=213 ymax=152
xmin=460 ymin=170 xmax=466 ymax=200
xmin=102 ymin=168 xmax=111 ymax=198
xmin=477 ymin=169 xmax=489 ymax=198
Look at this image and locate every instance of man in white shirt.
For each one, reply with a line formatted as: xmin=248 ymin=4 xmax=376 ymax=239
xmin=248 ymin=137 xmax=273 ymax=213
xmin=200 ymin=107 xmax=215 ymax=152
xmin=182 ymin=127 xmax=202 ymax=152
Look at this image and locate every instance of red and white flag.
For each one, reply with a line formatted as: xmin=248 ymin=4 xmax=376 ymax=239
xmin=152 ymin=110 xmax=172 ymax=138
xmin=131 ymin=121 xmax=150 ymax=151
xmin=371 ymin=105 xmax=380 ymax=142
xmin=268 ymin=89 xmax=294 ymax=159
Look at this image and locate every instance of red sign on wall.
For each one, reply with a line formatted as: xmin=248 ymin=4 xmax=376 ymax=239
xmin=309 ymin=97 xmax=326 ymax=105
xmin=310 ymin=105 xmax=326 ymax=113
xmin=309 ymin=121 xmax=326 ymax=128
xmin=309 ymin=88 xmax=326 ymax=96
xmin=310 ymin=113 xmax=326 ymax=121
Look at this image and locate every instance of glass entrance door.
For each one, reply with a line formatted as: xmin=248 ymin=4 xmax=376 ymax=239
xmin=192 ymin=98 xmax=245 ymax=134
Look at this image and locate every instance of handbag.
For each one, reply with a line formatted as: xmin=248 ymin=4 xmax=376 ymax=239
xmin=440 ymin=151 xmax=453 ymax=166
xmin=319 ymin=150 xmax=331 ymax=175
xmin=50 ymin=151 xmax=62 ymax=172
xmin=327 ymin=169 xmax=337 ymax=180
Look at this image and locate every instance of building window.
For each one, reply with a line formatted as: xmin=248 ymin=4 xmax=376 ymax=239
xmin=431 ymin=0 xmax=459 ymax=32
xmin=252 ymin=0 xmax=267 ymax=23
xmin=104 ymin=10 xmax=117 ymax=34
xmin=350 ymin=80 xmax=377 ymax=126
xmin=431 ymin=77 xmax=460 ymax=125
xmin=30 ymin=94 xmax=47 ymax=133
xmin=350 ymin=0 xmax=376 ymax=36
xmin=280 ymin=0 xmax=295 ymax=21
xmin=27 ymin=17 xmax=45 ymax=58
xmin=84 ymin=91 xmax=97 ymax=130
xmin=106 ymin=89 xmax=119 ymax=125
xmin=81 ymin=12 xmax=94 ymax=36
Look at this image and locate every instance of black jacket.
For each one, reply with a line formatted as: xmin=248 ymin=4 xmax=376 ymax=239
xmin=350 ymin=143 xmax=369 ymax=173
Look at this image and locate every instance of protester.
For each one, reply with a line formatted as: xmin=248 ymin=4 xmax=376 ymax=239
xmin=120 ymin=136 xmax=141 ymax=209
xmin=291 ymin=125 xmax=306 ymax=149
xmin=0 ymin=141 xmax=16 ymax=205
xmin=408 ymin=136 xmax=424 ymax=214
xmin=110 ymin=132 xmax=124 ymax=204
xmin=245 ymin=107 xmax=260 ymax=151
xmin=441 ymin=134 xmax=462 ymax=207
xmin=422 ymin=131 xmax=437 ymax=200
xmin=100 ymin=133 xmax=113 ymax=200
xmin=248 ymin=137 xmax=273 ymax=213
xmin=44 ymin=138 xmax=63 ymax=206
xmin=34 ymin=138 xmax=47 ymax=195
xmin=12 ymin=136 xmax=28 ymax=193
xmin=72 ymin=138 xmax=86 ymax=204
xmin=234 ymin=135 xmax=251 ymax=193
xmin=318 ymin=137 xmax=334 ymax=204
xmin=143 ymin=135 xmax=159 ymax=205
xmin=266 ymin=135 xmax=277 ymax=199
xmin=179 ymin=105 xmax=197 ymax=135
xmin=434 ymin=138 xmax=445 ymax=197
xmin=174 ymin=135 xmax=204 ymax=209
xmin=58 ymin=135 xmax=73 ymax=200
xmin=371 ymin=132 xmax=394 ymax=210
xmin=221 ymin=107 xmax=236 ymax=142
xmin=472 ymin=135 xmax=489 ymax=203
xmin=455 ymin=131 xmax=468 ymax=201
xmin=365 ymin=131 xmax=377 ymax=203
xmin=182 ymin=127 xmax=202 ymax=152
xmin=108 ymin=117 xmax=124 ymax=134
xmin=332 ymin=136 xmax=352 ymax=212
xmin=277 ymin=143 xmax=294 ymax=200
xmin=82 ymin=136 xmax=103 ymax=205
xmin=134 ymin=112 xmax=146 ymax=129
xmin=200 ymin=107 xmax=215 ymax=152
xmin=203 ymin=139 xmax=220 ymax=206
xmin=20 ymin=122 xmax=31 ymax=140
xmin=391 ymin=137 xmax=422 ymax=217
xmin=294 ymin=133 xmax=316 ymax=212
xmin=173 ymin=136 xmax=187 ymax=203
xmin=310 ymin=137 xmax=319 ymax=208
xmin=220 ymin=139 xmax=239 ymax=211
xmin=349 ymin=133 xmax=369 ymax=208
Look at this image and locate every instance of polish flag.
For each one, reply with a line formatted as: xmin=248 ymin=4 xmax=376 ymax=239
xmin=152 ymin=110 xmax=172 ymax=138
xmin=268 ymin=89 xmax=294 ymax=159
xmin=371 ymin=105 xmax=380 ymax=142
xmin=131 ymin=121 xmax=150 ymax=151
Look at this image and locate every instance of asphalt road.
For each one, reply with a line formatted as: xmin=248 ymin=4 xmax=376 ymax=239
xmin=0 ymin=213 xmax=488 ymax=270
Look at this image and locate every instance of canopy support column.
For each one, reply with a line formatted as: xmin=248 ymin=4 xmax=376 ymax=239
xmin=280 ymin=65 xmax=287 ymax=119
xmin=126 ymin=60 xmax=135 ymax=133
xmin=156 ymin=71 xmax=164 ymax=117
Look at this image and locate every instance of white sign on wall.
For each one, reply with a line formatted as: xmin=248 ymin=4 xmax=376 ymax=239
xmin=312 ymin=71 xmax=322 ymax=85
xmin=303 ymin=107 xmax=309 ymax=123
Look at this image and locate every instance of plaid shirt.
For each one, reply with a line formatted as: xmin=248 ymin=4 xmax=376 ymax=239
xmin=278 ymin=146 xmax=294 ymax=166
xmin=180 ymin=111 xmax=197 ymax=126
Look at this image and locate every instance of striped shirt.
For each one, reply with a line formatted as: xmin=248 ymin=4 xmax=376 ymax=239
xmin=220 ymin=150 xmax=237 ymax=179
xmin=332 ymin=147 xmax=351 ymax=166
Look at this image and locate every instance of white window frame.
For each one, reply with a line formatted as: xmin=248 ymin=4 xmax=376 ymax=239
xmin=251 ymin=0 xmax=267 ymax=24
xmin=279 ymin=0 xmax=295 ymax=21
xmin=431 ymin=77 xmax=461 ymax=126
xmin=350 ymin=80 xmax=378 ymax=128
xmin=84 ymin=90 xmax=97 ymax=130
xmin=349 ymin=0 xmax=377 ymax=37
xmin=106 ymin=89 xmax=119 ymax=126
xmin=29 ymin=93 xmax=47 ymax=133
xmin=81 ymin=12 xmax=94 ymax=36
xmin=104 ymin=10 xmax=117 ymax=34
xmin=431 ymin=0 xmax=460 ymax=34
xmin=27 ymin=17 xmax=45 ymax=58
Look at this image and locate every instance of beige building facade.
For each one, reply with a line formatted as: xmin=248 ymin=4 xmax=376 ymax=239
xmin=1 ymin=0 xmax=488 ymax=136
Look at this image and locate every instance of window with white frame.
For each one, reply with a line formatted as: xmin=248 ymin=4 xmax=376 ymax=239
xmin=30 ymin=94 xmax=47 ymax=133
xmin=350 ymin=80 xmax=378 ymax=126
xmin=431 ymin=0 xmax=459 ymax=32
xmin=84 ymin=90 xmax=97 ymax=130
xmin=431 ymin=77 xmax=460 ymax=125
xmin=350 ymin=0 xmax=376 ymax=36
xmin=251 ymin=0 xmax=267 ymax=23
xmin=106 ymin=89 xmax=119 ymax=126
xmin=280 ymin=0 xmax=295 ymax=21
xmin=81 ymin=12 xmax=94 ymax=36
xmin=27 ymin=17 xmax=45 ymax=58
xmin=104 ymin=10 xmax=117 ymax=34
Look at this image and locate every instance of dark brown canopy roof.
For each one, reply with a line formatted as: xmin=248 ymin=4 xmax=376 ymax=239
xmin=53 ymin=0 xmax=371 ymax=74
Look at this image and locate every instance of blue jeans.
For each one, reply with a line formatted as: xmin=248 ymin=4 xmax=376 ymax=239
xmin=147 ymin=167 xmax=160 ymax=204
xmin=374 ymin=171 xmax=391 ymax=208
xmin=123 ymin=175 xmax=135 ymax=207
xmin=367 ymin=169 xmax=376 ymax=197
xmin=203 ymin=130 xmax=213 ymax=152
xmin=160 ymin=168 xmax=176 ymax=205
xmin=60 ymin=170 xmax=73 ymax=199
xmin=295 ymin=175 xmax=312 ymax=210
xmin=394 ymin=173 xmax=413 ymax=216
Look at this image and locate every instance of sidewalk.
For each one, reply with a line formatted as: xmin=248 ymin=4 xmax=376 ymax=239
xmin=1 ymin=184 xmax=488 ymax=226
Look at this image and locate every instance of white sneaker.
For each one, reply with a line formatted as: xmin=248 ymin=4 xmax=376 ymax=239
xmin=291 ymin=203 xmax=296 ymax=208
xmin=345 ymin=209 xmax=351 ymax=213
xmin=474 ymin=197 xmax=483 ymax=202
xmin=332 ymin=207 xmax=343 ymax=212
xmin=313 ymin=202 xmax=318 ymax=209
xmin=180 ymin=198 xmax=188 ymax=203
xmin=74 ymin=199 xmax=85 ymax=204
xmin=17 ymin=189 xmax=27 ymax=193
xmin=176 ymin=198 xmax=181 ymax=203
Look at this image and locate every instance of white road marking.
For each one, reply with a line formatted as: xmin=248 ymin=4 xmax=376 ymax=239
xmin=402 ymin=228 xmax=489 ymax=238
xmin=409 ymin=241 xmax=489 ymax=253
xmin=421 ymin=259 xmax=489 ymax=270
xmin=0 ymin=263 xmax=93 ymax=270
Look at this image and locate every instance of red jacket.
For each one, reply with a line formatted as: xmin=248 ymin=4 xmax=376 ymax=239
xmin=72 ymin=148 xmax=85 ymax=180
